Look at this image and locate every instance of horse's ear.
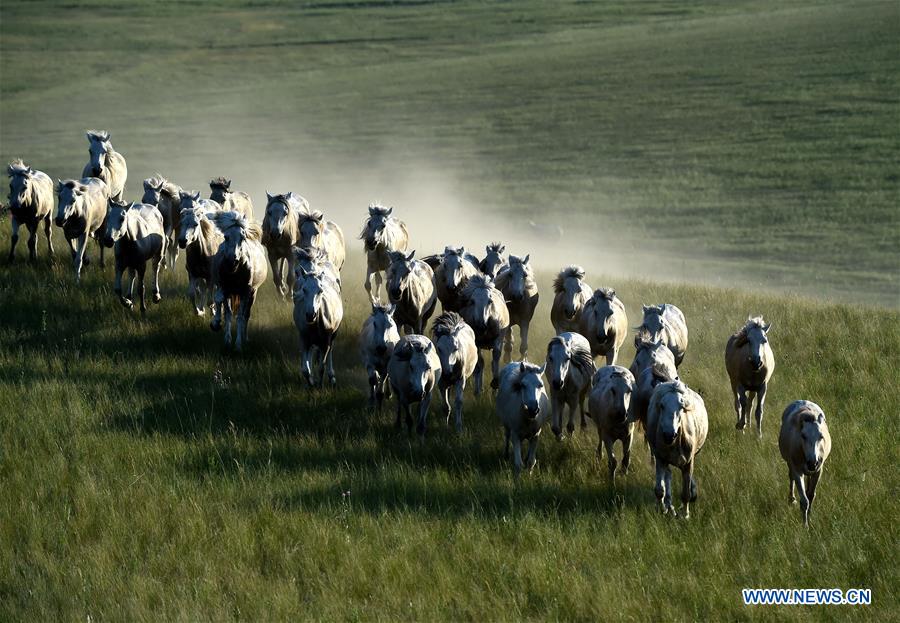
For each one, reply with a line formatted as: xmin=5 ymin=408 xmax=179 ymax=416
xmin=425 ymin=341 xmax=434 ymax=354
xmin=266 ymin=191 xmax=274 ymax=202
xmin=406 ymin=250 xmax=415 ymax=261
xmin=817 ymin=411 xmax=825 ymax=425
xmin=499 ymin=245 xmax=506 ymax=254
xmin=642 ymin=304 xmax=650 ymax=313
xmin=386 ymin=207 xmax=393 ymax=215
xmin=192 ymin=191 xmax=201 ymax=200
xmin=523 ymin=254 xmax=530 ymax=264
xmin=519 ymin=361 xmax=526 ymax=375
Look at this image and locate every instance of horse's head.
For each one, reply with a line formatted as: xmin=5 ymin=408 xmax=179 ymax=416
xmin=178 ymin=207 xmax=203 ymax=248
xmin=7 ymin=161 xmax=33 ymax=209
xmin=86 ymin=130 xmax=112 ymax=178
xmin=505 ymin=254 xmax=531 ymax=301
xmin=296 ymin=270 xmax=326 ymax=325
xmin=555 ymin=265 xmax=586 ymax=320
xmin=481 ymin=242 xmax=506 ymax=279
xmin=387 ymin=250 xmax=415 ymax=301
xmin=588 ymin=288 xmax=619 ymax=343
xmin=737 ymin=317 xmax=771 ymax=371
xmin=55 ymin=179 xmax=83 ymax=227
xmin=655 ymin=382 xmax=690 ymax=446
xmin=407 ymin=340 xmax=435 ymax=399
xmin=360 ymin=204 xmax=393 ymax=250
xmin=209 ymin=177 xmax=231 ymax=203
xmin=441 ymin=246 xmax=470 ymax=290
xmin=545 ymin=336 xmax=572 ymax=392
xmin=640 ymin=305 xmax=667 ymax=341
xmin=369 ymin=303 xmax=398 ymax=355
xmin=797 ymin=408 xmax=828 ymax=473
xmin=103 ymin=199 xmax=131 ymax=247
xmin=298 ymin=211 xmax=326 ymax=248
xmin=141 ymin=177 xmax=166 ymax=207
xmin=514 ymin=361 xmax=546 ymax=420
xmin=264 ymin=192 xmax=292 ymax=240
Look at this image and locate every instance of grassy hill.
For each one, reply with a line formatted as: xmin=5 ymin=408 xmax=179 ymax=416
xmin=1 ymin=0 xmax=898 ymax=620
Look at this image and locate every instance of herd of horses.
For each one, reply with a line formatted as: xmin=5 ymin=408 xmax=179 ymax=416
xmin=6 ymin=130 xmax=832 ymax=525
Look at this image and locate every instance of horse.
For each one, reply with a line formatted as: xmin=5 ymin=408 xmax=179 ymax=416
xmin=293 ymin=268 xmax=343 ymax=387
xmin=550 ymin=265 xmax=592 ymax=335
xmin=479 ymin=242 xmax=507 ymax=279
xmin=298 ymin=208 xmax=346 ymax=271
xmin=626 ymin=336 xmax=679 ymax=435
xmin=359 ymin=203 xmax=409 ymax=304
xmin=434 ymin=245 xmax=481 ymax=313
xmin=725 ymin=316 xmax=775 ymax=437
xmin=55 ymin=177 xmax=109 ymax=282
xmin=639 ymin=304 xmax=689 ymax=367
xmin=262 ymin=191 xmax=307 ymax=298
xmin=209 ymin=211 xmax=268 ymax=351
xmin=359 ymin=303 xmax=400 ymax=412
xmin=431 ymin=311 xmax=478 ymax=432
xmin=142 ymin=175 xmax=183 ymax=270
xmin=386 ymin=250 xmax=437 ymax=334
xmin=496 ymin=361 xmax=549 ymax=477
xmin=178 ymin=206 xmax=223 ymax=315
xmin=778 ymin=400 xmax=832 ymax=527
xmin=545 ymin=332 xmax=595 ymax=440
xmin=579 ymin=287 xmax=628 ymax=364
xmin=7 ymin=160 xmax=54 ymax=262
xmin=179 ymin=190 xmax=223 ymax=215
xmin=387 ymin=334 xmax=441 ymax=438
xmin=82 ymin=130 xmax=127 ymax=201
xmin=494 ymin=254 xmax=539 ymax=360
xmin=209 ymin=177 xmax=254 ymax=220
xmin=102 ymin=199 xmax=166 ymax=313
xmin=646 ymin=381 xmax=708 ymax=518
xmin=459 ymin=275 xmax=510 ymax=393
xmin=589 ymin=366 xmax=636 ymax=481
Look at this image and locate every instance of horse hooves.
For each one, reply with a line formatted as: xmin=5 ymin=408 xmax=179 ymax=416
xmin=152 ymin=293 xmax=161 ymax=304
xmin=120 ymin=298 xmax=134 ymax=310
xmin=490 ymin=378 xmax=499 ymax=390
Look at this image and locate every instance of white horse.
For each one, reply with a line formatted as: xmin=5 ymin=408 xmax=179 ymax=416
xmin=359 ymin=303 xmax=401 ymax=412
xmin=434 ymin=245 xmax=481 ymax=313
xmin=779 ymin=400 xmax=832 ymax=527
xmin=725 ymin=316 xmax=775 ymax=437
xmin=7 ymin=160 xmax=54 ymax=262
xmin=262 ymin=192 xmax=307 ymax=298
xmin=82 ymin=130 xmax=126 ymax=201
xmin=55 ymin=177 xmax=109 ymax=282
xmin=496 ymin=361 xmax=549 ymax=477
xmin=359 ymin=203 xmax=409 ymax=304
xmin=545 ymin=332 xmax=595 ymax=440
xmin=550 ymin=265 xmax=592 ymax=335
xmin=292 ymin=246 xmax=341 ymax=289
xmin=640 ymin=304 xmax=689 ymax=367
xmin=626 ymin=335 xmax=679 ymax=439
xmin=178 ymin=207 xmax=223 ymax=315
xmin=209 ymin=177 xmax=254 ymax=220
xmin=589 ymin=366 xmax=636 ymax=481
xmin=431 ymin=311 xmax=478 ymax=432
xmin=579 ymin=288 xmax=628 ymax=364
xmin=298 ymin=208 xmax=346 ymax=271
xmin=209 ymin=211 xmax=268 ymax=351
xmin=102 ymin=200 xmax=166 ymax=313
xmin=142 ymin=175 xmax=183 ymax=269
xmin=388 ymin=334 xmax=441 ymax=438
xmin=479 ymin=242 xmax=507 ymax=279
xmin=293 ymin=268 xmax=343 ymax=387
xmin=180 ymin=190 xmax=223 ymax=215
xmin=646 ymin=381 xmax=708 ymax=518
xmin=495 ymin=254 xmax=539 ymax=361
xmin=386 ymin=250 xmax=437 ymax=334
xmin=459 ymin=275 xmax=510 ymax=393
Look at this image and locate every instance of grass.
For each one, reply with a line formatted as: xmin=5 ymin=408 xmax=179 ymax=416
xmin=1 ymin=0 xmax=898 ymax=620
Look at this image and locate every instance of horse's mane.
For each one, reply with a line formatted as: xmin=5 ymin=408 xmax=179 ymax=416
xmin=495 ymin=255 xmax=535 ymax=292
xmin=649 ymin=359 xmax=678 ymax=383
xmin=292 ymin=245 xmax=328 ymax=263
xmin=144 ymin=174 xmax=181 ymax=201
xmin=298 ymin=210 xmax=325 ymax=225
xmin=634 ymin=328 xmax=662 ymax=350
xmin=432 ymin=311 xmax=466 ymax=340
xmin=553 ymin=265 xmax=585 ymax=294
xmin=86 ymin=129 xmax=110 ymax=143
xmin=485 ymin=241 xmax=504 ymax=254
xmin=461 ymin=274 xmax=495 ymax=299
xmin=359 ymin=203 xmax=394 ymax=240
xmin=655 ymin=380 xmax=691 ymax=403
xmin=733 ymin=315 xmax=767 ymax=340
xmin=392 ymin=335 xmax=431 ymax=362
xmin=547 ymin=335 xmax=595 ymax=377
xmin=209 ymin=176 xmax=231 ymax=190
xmin=503 ymin=360 xmax=544 ymax=387
xmin=7 ymin=159 xmax=30 ymax=177
xmin=56 ymin=179 xmax=80 ymax=193
xmin=211 ymin=211 xmax=260 ymax=241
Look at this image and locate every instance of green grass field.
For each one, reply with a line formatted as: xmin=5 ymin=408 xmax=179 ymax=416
xmin=1 ymin=1 xmax=898 ymax=621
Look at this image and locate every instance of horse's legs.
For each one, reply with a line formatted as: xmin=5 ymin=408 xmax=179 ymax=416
xmin=394 ymin=396 xmax=403 ymax=429
xmin=416 ymin=390 xmax=431 ymax=439
xmin=440 ymin=384 xmax=452 ymax=425
xmin=504 ymin=426 xmax=511 ymax=459
xmin=453 ymin=379 xmax=465 ymax=433
xmin=551 ymin=393 xmax=564 ymax=440
xmin=242 ymin=290 xmax=256 ymax=346
xmin=151 ymin=255 xmax=162 ymax=303
xmin=791 ymin=470 xmax=809 ymax=527
xmin=223 ymin=297 xmax=233 ymax=348
xmin=269 ymin=250 xmax=283 ymax=297
xmin=114 ymin=263 xmax=131 ymax=309
xmin=525 ymin=436 xmax=539 ymax=471
xmin=622 ymin=428 xmax=633 ymax=475
xmin=579 ymin=390 xmax=588 ymax=430
xmin=603 ymin=433 xmax=617 ymax=481
xmin=490 ymin=338 xmax=502 ymax=390
xmin=503 ymin=327 xmax=513 ymax=363
xmin=473 ymin=352 xmax=484 ymax=396
xmin=566 ymin=395 xmax=579 ymax=436
xmin=300 ymin=341 xmax=313 ymax=386
xmin=511 ymin=434 xmax=524 ymax=478
xmin=8 ymin=216 xmax=20 ymax=262
xmin=681 ymin=461 xmax=697 ymax=519
xmin=98 ymin=237 xmax=105 ymax=269
xmin=73 ymin=233 xmax=88 ymax=282
xmin=26 ymin=222 xmax=38 ymax=262
xmin=806 ymin=470 xmax=822 ymax=526
xmin=746 ymin=390 xmax=757 ymax=429
xmin=324 ymin=337 xmax=337 ymax=386
xmin=189 ymin=277 xmax=201 ymax=315
xmin=44 ymin=215 xmax=54 ymax=257
xmin=734 ymin=385 xmax=748 ymax=431
xmin=518 ymin=319 xmax=530 ymax=359
xmin=373 ymin=270 xmax=383 ymax=302
xmin=753 ymin=383 xmax=767 ymax=438
xmin=286 ymin=255 xmax=296 ymax=296
xmin=364 ymin=266 xmax=375 ymax=303
xmin=135 ymin=265 xmax=147 ymax=314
